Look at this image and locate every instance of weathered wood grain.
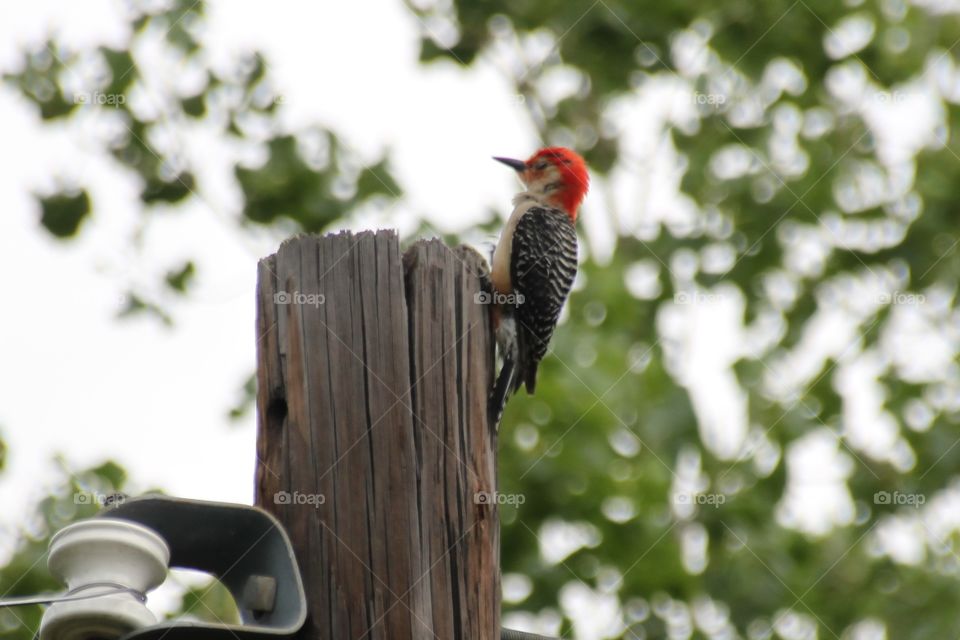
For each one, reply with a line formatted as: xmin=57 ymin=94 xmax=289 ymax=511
xmin=255 ymin=231 xmax=497 ymax=640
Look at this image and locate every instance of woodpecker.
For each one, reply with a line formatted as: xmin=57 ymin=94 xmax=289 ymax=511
xmin=487 ymin=147 xmax=589 ymax=427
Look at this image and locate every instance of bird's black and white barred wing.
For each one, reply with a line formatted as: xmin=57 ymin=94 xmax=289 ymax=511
xmin=510 ymin=206 xmax=579 ymax=393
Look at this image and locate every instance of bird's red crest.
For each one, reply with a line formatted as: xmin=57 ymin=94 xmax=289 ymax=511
xmin=528 ymin=147 xmax=589 ymax=220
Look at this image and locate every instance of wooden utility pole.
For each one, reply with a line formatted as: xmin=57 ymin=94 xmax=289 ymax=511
xmin=254 ymin=231 xmax=499 ymax=639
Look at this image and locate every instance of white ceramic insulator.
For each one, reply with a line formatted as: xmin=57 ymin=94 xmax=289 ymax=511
xmin=39 ymin=518 xmax=170 ymax=640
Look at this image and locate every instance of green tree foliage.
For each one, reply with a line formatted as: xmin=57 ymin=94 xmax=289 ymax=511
xmin=406 ymin=0 xmax=960 ymax=637
xmin=3 ymin=0 xmax=402 ymax=324
xmin=3 ymin=0 xmax=959 ymax=638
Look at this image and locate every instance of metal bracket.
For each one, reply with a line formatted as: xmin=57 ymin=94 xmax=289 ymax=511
xmin=99 ymin=495 xmax=306 ymax=640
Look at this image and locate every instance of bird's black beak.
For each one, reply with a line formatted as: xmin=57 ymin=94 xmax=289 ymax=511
xmin=493 ymin=156 xmax=527 ymax=172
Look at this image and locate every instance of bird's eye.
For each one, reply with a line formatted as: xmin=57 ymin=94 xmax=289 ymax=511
xmin=534 ymin=161 xmax=548 ymax=171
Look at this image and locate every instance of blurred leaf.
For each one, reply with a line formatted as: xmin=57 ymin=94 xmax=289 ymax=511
xmin=143 ymin=172 xmax=196 ymax=204
xmin=181 ymin=93 xmax=206 ymax=117
xmin=176 ymin=579 xmax=240 ymax=625
xmin=235 ymin=134 xmax=399 ymax=232
xmin=100 ymin=47 xmax=136 ymax=97
xmin=117 ymin=292 xmax=173 ymax=326
xmin=2 ymin=40 xmax=79 ymax=120
xmin=165 ymin=261 xmax=196 ymax=294
xmin=37 ymin=190 xmax=90 ymax=239
xmin=228 ymin=372 xmax=257 ymax=423
xmin=356 ymin=159 xmax=402 ymax=199
xmin=90 ymin=460 xmax=127 ymax=488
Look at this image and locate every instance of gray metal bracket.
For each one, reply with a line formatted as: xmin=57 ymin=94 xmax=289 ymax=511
xmin=99 ymin=495 xmax=306 ymax=640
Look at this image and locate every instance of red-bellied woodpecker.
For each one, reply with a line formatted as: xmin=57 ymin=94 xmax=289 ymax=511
xmin=487 ymin=147 xmax=589 ymax=427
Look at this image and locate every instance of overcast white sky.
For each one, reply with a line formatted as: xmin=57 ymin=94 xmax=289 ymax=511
xmin=2 ymin=1 xmax=958 ymax=638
